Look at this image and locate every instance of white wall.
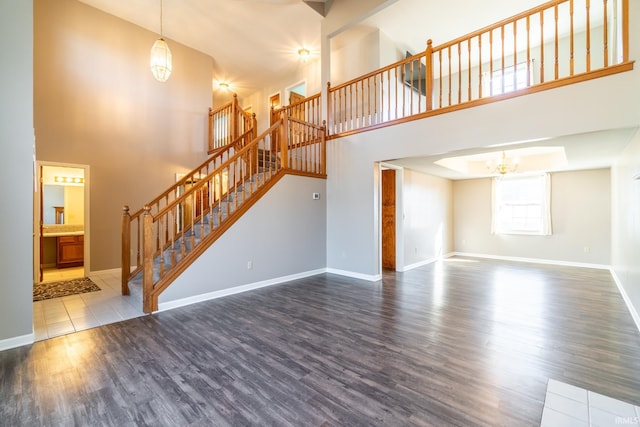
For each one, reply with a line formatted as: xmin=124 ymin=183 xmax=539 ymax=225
xmin=326 ymin=61 xmax=640 ymax=276
xmin=159 ymin=175 xmax=327 ymax=306
xmin=0 ymin=0 xmax=34 ymax=348
xmin=453 ymin=169 xmax=611 ymax=265
xmin=401 ymin=169 xmax=453 ymax=269
xmin=611 ymin=130 xmax=640 ymax=325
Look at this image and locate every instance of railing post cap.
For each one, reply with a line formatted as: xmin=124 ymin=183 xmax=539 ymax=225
xmin=123 ymin=205 xmax=129 ymax=212
xmin=143 ymin=206 xmax=151 ymax=214
xmin=427 ymin=39 xmax=433 ymax=46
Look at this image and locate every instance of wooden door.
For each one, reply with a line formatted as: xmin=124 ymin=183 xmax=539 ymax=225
xmin=289 ymin=92 xmax=305 ymax=121
xmin=269 ymin=93 xmax=281 ymax=151
xmin=381 ymin=169 xmax=396 ymax=270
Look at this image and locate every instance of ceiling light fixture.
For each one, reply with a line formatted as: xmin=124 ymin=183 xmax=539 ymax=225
xmin=150 ymin=0 xmax=172 ymax=82
xmin=298 ymin=48 xmax=310 ymax=62
xmin=218 ymin=82 xmax=230 ymax=91
xmin=487 ymin=151 xmax=519 ymax=175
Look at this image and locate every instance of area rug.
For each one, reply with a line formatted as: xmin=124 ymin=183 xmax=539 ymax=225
xmin=33 ymin=277 xmax=101 ymax=302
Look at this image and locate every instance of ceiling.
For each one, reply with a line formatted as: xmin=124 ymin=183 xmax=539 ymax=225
xmin=75 ymin=0 xmax=631 ymax=178
xmin=76 ymin=0 xmax=556 ymax=97
xmin=386 ymin=128 xmax=638 ymax=180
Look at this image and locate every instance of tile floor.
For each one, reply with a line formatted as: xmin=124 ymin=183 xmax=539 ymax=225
xmin=541 ymin=379 xmax=640 ymax=427
xmin=33 ymin=268 xmax=144 ymax=341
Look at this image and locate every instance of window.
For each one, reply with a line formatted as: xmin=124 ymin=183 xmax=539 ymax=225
xmin=484 ymin=61 xmax=532 ymax=96
xmin=491 ymin=174 xmax=552 ymax=235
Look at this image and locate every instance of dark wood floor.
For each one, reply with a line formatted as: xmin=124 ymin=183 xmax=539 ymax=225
xmin=2 ymin=257 xmax=640 ymax=426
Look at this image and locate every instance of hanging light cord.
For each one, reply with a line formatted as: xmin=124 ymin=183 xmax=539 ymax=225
xmin=160 ymin=0 xmax=164 ymax=37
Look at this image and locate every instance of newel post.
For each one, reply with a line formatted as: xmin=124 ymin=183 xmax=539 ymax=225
xmin=326 ymin=81 xmax=332 ymax=136
xmin=208 ymin=107 xmax=214 ymax=153
xmin=321 ymin=120 xmax=327 ymax=175
xmin=279 ymin=110 xmax=289 ymax=170
xmin=142 ymin=206 xmax=154 ymax=313
xmin=231 ymin=93 xmax=239 ymax=142
xmin=425 ymin=39 xmax=434 ymax=111
xmin=121 ymin=206 xmax=131 ymax=296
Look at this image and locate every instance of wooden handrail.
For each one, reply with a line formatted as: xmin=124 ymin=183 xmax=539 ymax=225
xmin=123 ymin=111 xmax=326 ymax=313
xmin=327 ymin=0 xmax=632 ymax=138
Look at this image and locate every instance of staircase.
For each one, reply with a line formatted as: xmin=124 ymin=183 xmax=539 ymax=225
xmin=122 ymin=112 xmax=326 ymax=313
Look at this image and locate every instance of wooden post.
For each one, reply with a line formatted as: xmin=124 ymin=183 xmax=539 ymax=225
xmin=121 ymin=206 xmax=130 ymax=296
xmin=250 ymin=113 xmax=258 ymax=175
xmin=321 ymin=120 xmax=327 ymax=175
xmin=231 ymin=94 xmax=239 ymax=142
xmin=280 ymin=111 xmax=289 ymax=170
xmin=326 ymin=82 xmax=332 ymax=136
xmin=208 ymin=107 xmax=213 ymax=153
xmin=142 ymin=206 xmax=154 ymax=313
xmin=425 ymin=40 xmax=434 ymax=111
xmin=622 ymin=0 xmax=629 ymax=62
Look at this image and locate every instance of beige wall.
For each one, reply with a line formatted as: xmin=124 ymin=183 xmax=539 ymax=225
xmin=0 ymin=0 xmax=34 ymax=346
xmin=34 ymin=0 xmax=214 ymax=271
xmin=453 ymin=169 xmax=611 ymax=265
xmin=401 ymin=168 xmax=453 ymax=269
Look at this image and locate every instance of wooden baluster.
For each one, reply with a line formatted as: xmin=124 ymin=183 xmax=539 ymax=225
xmin=555 ymin=4 xmax=559 ymax=80
xmin=490 ymin=29 xmax=494 ymax=94
xmin=501 ymin=25 xmax=505 ymax=94
xmin=586 ymin=0 xmax=591 ymax=72
xmin=280 ymin=112 xmax=289 ymax=170
xmin=321 ymin=121 xmax=327 ymax=175
xmin=513 ymin=21 xmax=517 ymax=90
xmin=158 ymin=217 xmax=164 ymax=278
xmin=570 ymin=0 xmax=575 ymax=75
xmin=349 ymin=84 xmax=353 ymax=130
xmin=394 ymin=66 xmax=399 ymax=119
xmin=438 ymin=49 xmax=443 ymax=108
xmin=603 ymin=0 xmax=609 ymax=67
xmin=208 ymin=108 xmax=213 ymax=153
xmin=478 ymin=35 xmax=483 ymax=98
xmin=387 ymin=69 xmax=391 ymax=119
xmin=467 ymin=39 xmax=472 ymax=102
xmin=623 ymin=0 xmax=629 ymax=62
xmin=447 ymin=46 xmax=452 ymax=106
xmin=170 ymin=207 xmax=176 ymax=268
xmin=540 ymin=10 xmax=545 ymax=83
xmin=527 ymin=15 xmax=532 ymax=86
xmin=121 ymin=206 xmax=130 ymax=296
xmin=136 ymin=215 xmax=141 ymax=270
xmin=374 ymin=74 xmax=378 ymax=123
xmin=457 ymin=42 xmax=462 ymax=104
xmin=142 ymin=206 xmax=154 ymax=313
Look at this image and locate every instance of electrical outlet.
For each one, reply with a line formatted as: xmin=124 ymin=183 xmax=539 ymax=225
xmin=247 ymin=260 xmax=253 ymax=269
xmin=312 ymin=192 xmax=320 ymax=200
xmin=583 ymin=246 xmax=590 ymax=253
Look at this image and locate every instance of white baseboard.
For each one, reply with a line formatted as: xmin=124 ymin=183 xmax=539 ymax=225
xmin=453 ymin=252 xmax=610 ymax=270
xmin=399 ymin=252 xmax=456 ymax=272
xmin=88 ymin=268 xmax=121 ymax=276
xmin=610 ymin=268 xmax=640 ymax=334
xmin=325 ymin=268 xmax=381 ymax=282
xmin=0 ymin=332 xmax=34 ymax=351
xmin=157 ymin=269 xmax=326 ymax=312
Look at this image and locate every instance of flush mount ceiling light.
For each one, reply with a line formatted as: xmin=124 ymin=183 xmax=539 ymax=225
xmin=150 ymin=0 xmax=172 ymax=82
xmin=298 ymin=48 xmax=310 ymax=62
xmin=218 ymin=82 xmax=230 ymax=90
xmin=487 ymin=151 xmax=519 ymax=175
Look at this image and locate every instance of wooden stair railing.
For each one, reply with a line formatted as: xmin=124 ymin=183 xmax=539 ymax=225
xmin=327 ymin=0 xmax=633 ymax=137
xmin=122 ymin=126 xmax=256 ymax=296
xmin=209 ymin=94 xmax=255 ymax=154
xmin=123 ymin=112 xmax=326 ymax=313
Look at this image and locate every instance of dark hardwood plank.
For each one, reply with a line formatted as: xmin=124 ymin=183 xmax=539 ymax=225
xmin=1 ymin=257 xmax=640 ymax=426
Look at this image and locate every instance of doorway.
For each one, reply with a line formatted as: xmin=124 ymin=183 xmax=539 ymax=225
xmin=35 ymin=162 xmax=90 ymax=284
xmin=378 ymin=164 xmax=403 ymax=273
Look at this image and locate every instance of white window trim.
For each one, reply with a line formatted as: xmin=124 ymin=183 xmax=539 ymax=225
xmin=491 ymin=173 xmax=552 ymax=236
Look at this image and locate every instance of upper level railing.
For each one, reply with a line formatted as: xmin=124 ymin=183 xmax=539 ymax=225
xmin=209 ymin=94 xmax=256 ymax=153
xmin=327 ymin=0 xmax=632 ymax=137
xmin=279 ymin=92 xmax=322 ymax=127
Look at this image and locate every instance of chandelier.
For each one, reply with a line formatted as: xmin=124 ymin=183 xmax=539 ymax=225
xmin=487 ymin=151 xmax=519 ymax=175
xmin=150 ymin=0 xmax=172 ymax=82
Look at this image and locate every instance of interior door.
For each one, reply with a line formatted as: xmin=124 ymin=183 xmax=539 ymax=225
xmin=289 ymin=92 xmax=305 ymax=121
xmin=381 ymin=169 xmax=396 ymax=270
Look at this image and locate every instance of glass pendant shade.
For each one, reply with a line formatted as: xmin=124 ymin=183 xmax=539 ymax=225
xmin=150 ymin=38 xmax=172 ymax=82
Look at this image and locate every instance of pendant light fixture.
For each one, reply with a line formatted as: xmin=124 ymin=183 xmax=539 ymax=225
xmin=150 ymin=0 xmax=172 ymax=82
